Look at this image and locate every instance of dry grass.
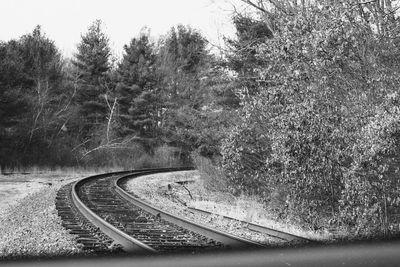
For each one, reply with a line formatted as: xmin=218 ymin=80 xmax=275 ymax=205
xmin=190 ymin=198 xmax=330 ymax=241
xmin=1 ymin=165 xmax=119 ymax=175
xmin=191 ymin=153 xmax=228 ymax=192
xmin=125 ymin=171 xmax=287 ymax=244
xmin=125 ymin=170 xmax=330 ymax=242
xmin=191 ymin=155 xmax=331 ymax=241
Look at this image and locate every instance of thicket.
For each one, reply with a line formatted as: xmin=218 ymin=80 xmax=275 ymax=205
xmin=221 ymin=0 xmax=400 ymax=236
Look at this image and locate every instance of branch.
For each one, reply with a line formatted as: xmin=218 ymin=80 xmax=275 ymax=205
xmin=181 ymin=184 xmax=193 ymax=200
xmin=55 ymin=74 xmax=78 ymax=117
xmin=267 ymin=0 xmax=292 ymax=14
xmin=240 ymin=0 xmax=269 ymax=14
xmin=72 ymin=139 xmax=90 ymax=152
xmin=239 ymin=0 xmax=278 ymax=35
xmin=354 ymin=0 xmax=378 ymax=6
xmin=79 ymin=137 xmax=139 ymax=160
xmin=104 ymin=95 xmax=117 ymax=143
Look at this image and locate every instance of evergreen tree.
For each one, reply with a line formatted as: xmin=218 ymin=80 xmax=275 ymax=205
xmin=156 ymin=25 xmax=213 ymax=153
xmin=72 ymin=20 xmax=112 ymax=137
xmin=158 ymin=25 xmax=208 ymax=107
xmin=225 ymin=14 xmax=272 ymax=94
xmin=116 ymin=31 xmax=159 ymax=147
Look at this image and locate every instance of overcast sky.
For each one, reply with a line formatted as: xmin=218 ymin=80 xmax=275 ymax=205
xmin=0 ymin=0 xmax=244 ymax=58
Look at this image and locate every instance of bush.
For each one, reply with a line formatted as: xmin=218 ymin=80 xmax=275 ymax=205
xmin=221 ymin=2 xmax=400 ymax=233
xmin=339 ymin=95 xmax=400 ymax=236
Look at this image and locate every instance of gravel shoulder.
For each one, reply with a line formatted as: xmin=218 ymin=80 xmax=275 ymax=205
xmin=124 ymin=171 xmax=322 ymax=246
xmin=0 ymin=172 xmax=94 ymax=259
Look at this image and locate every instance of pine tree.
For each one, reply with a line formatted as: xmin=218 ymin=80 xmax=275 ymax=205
xmin=156 ymin=25 xmax=212 ymax=152
xmin=116 ymin=32 xmax=159 ymax=147
xmin=72 ymin=20 xmax=111 ymax=136
xmin=225 ymin=14 xmax=272 ymax=95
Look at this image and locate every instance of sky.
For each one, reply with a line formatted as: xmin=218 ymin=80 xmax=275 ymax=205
xmin=0 ymin=0 xmax=244 ymax=59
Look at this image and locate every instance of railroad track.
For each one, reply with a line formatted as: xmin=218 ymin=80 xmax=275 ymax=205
xmin=56 ymin=167 xmax=312 ymax=255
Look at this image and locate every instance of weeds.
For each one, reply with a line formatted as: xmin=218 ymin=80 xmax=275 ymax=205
xmin=191 ymin=152 xmax=228 ymax=192
xmin=1 ymin=144 xmax=186 ymax=174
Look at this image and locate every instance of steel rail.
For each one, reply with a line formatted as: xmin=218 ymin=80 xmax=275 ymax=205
xmin=70 ymin=167 xmax=205 ymax=253
xmin=186 ymin=206 xmax=314 ymax=242
xmin=70 ymin=167 xmax=309 ymax=254
xmin=115 ymin=171 xmax=266 ymax=249
xmin=71 ymin=169 xmax=157 ymax=253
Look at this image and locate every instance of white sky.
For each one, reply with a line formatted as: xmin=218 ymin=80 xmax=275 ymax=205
xmin=0 ymin=0 xmax=243 ymax=59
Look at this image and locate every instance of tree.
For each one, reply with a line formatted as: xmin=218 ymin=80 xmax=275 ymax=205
xmin=72 ymin=20 xmax=112 ymax=139
xmin=225 ymin=14 xmax=273 ymax=94
xmin=0 ymin=26 xmax=71 ymax=167
xmin=0 ymin=40 xmax=29 ymax=130
xmin=116 ymin=31 xmax=159 ymax=148
xmin=19 ymin=26 xmax=64 ymax=142
xmin=156 ymin=25 xmax=211 ymax=153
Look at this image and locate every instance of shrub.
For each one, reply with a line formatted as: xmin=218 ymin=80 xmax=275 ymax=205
xmin=221 ymin=2 xmax=400 ymax=233
xmin=339 ymin=95 xmax=400 ymax=236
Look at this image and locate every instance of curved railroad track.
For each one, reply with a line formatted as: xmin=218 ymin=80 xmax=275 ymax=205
xmin=56 ymin=167 xmax=312 ymax=255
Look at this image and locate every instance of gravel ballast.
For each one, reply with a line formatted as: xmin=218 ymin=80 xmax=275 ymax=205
xmin=0 ymin=173 xmax=91 ymax=260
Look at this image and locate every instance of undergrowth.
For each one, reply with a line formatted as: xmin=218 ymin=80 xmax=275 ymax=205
xmin=191 ymin=153 xmax=332 ymax=240
xmin=1 ymin=145 xmax=186 ymax=174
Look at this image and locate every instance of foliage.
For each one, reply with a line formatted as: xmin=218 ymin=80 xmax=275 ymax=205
xmin=340 ymin=93 xmax=400 ymax=236
xmin=116 ymin=31 xmax=159 ymax=148
xmin=0 ymin=26 xmax=72 ymax=168
xmin=225 ymin=14 xmax=272 ymax=93
xmin=71 ymin=20 xmax=112 ymax=139
xmin=221 ymin=0 xmax=400 ymax=233
xmin=0 ymin=22 xmax=222 ymax=169
xmin=155 ymin=26 xmax=238 ymax=158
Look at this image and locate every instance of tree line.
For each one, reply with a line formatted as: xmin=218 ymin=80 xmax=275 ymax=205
xmin=0 ymin=21 xmax=236 ymax=168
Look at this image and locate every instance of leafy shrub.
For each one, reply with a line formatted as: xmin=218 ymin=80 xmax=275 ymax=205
xmin=221 ymin=2 xmax=400 ymax=233
xmin=340 ymin=94 xmax=400 ymax=236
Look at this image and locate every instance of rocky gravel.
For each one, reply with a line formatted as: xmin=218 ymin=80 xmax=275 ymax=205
xmin=0 ymin=173 xmax=92 ymax=260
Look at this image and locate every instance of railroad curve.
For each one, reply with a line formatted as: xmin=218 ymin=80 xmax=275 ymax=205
xmin=56 ymin=167 xmax=310 ymax=255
